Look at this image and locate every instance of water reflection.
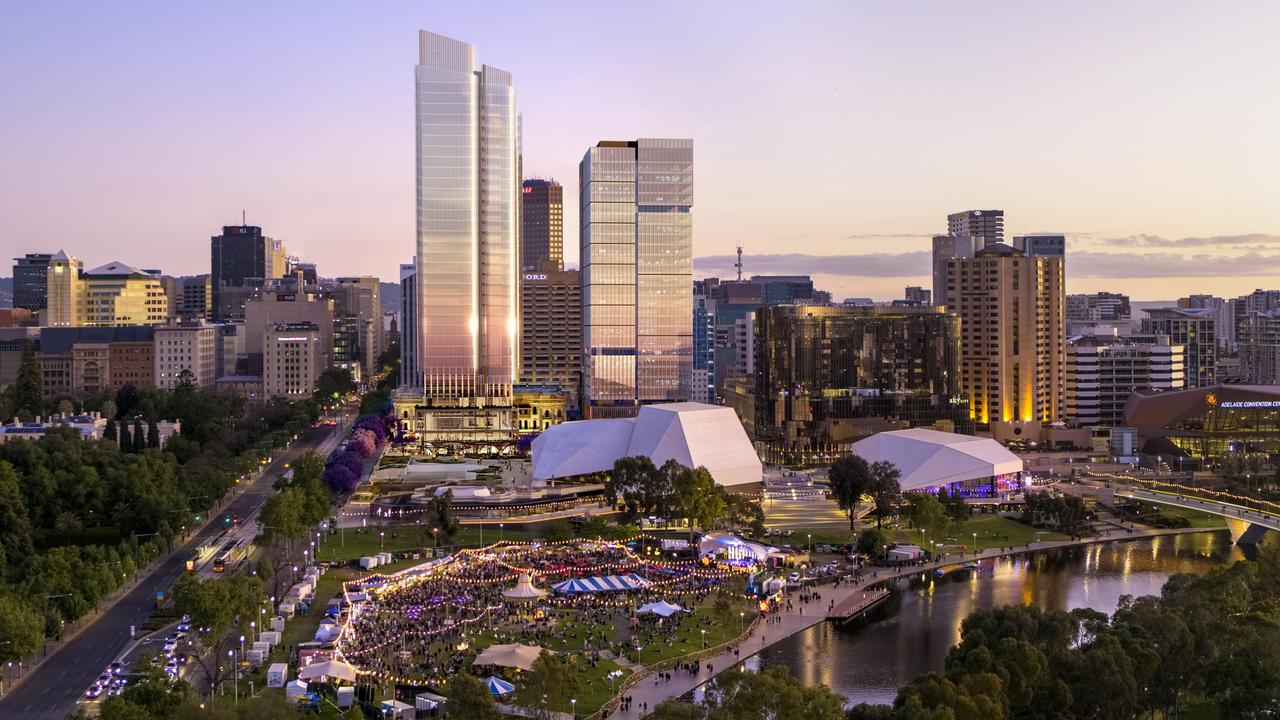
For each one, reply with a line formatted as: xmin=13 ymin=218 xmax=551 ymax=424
xmin=759 ymin=532 xmax=1240 ymax=706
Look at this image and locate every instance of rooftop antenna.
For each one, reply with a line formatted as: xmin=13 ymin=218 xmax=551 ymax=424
xmin=735 ymin=246 xmax=743 ymax=282
xmin=242 ymin=209 xmax=246 ymax=226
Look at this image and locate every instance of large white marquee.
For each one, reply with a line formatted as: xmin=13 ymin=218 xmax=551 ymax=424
xmin=852 ymin=428 xmax=1023 ymax=490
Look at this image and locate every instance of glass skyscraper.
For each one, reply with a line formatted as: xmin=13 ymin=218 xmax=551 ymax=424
xmin=580 ymin=139 xmax=693 ymax=418
xmin=410 ymin=30 xmax=519 ymax=405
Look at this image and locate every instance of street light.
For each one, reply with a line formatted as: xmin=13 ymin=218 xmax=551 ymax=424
xmin=380 ymin=531 xmax=385 ymax=552
xmin=701 ymin=628 xmax=707 ymax=648
xmin=571 ymin=698 xmax=577 ymax=718
xmin=972 ymin=532 xmax=978 ymax=555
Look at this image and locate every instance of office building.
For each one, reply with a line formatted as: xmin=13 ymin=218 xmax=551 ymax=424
xmin=1239 ymin=310 xmax=1280 ymax=385
xmin=399 ymin=262 xmax=418 ymax=391
xmin=1066 ymin=334 xmax=1185 ymax=427
xmin=933 ymin=210 xmax=1005 ymax=309
xmin=1232 ymin=289 xmax=1280 ymax=352
xmin=1126 ymin=384 xmax=1280 ymax=461
xmin=580 ymin=138 xmax=693 ymax=418
xmin=1179 ymin=294 xmax=1235 ymax=350
xmin=326 ymin=276 xmax=383 ymax=379
xmin=264 ymin=323 xmax=324 ymax=400
xmin=244 ymin=288 xmax=334 ymax=373
xmin=179 ymin=275 xmax=213 ymax=320
xmin=1140 ymin=307 xmax=1216 ymax=388
xmin=395 ymin=30 xmax=519 ymax=446
xmin=519 ymin=268 xmax=581 ymax=414
xmin=37 ymin=326 xmax=157 ymax=395
xmin=211 ymin=224 xmax=288 ymax=321
xmin=521 ymin=179 xmax=564 ymax=272
xmin=1013 ymin=234 xmax=1065 ymax=256
xmin=1066 ymin=292 xmax=1131 ymax=323
xmin=904 ymin=286 xmax=932 ymax=306
xmin=12 ymin=253 xmax=54 ymax=312
xmin=45 ymin=255 xmax=169 ymax=327
xmin=753 ymin=304 xmax=966 ymax=465
xmin=692 ymin=283 xmax=715 ymax=404
xmin=947 ymin=243 xmax=1066 ymax=440
xmin=154 ymin=324 xmax=218 ymax=389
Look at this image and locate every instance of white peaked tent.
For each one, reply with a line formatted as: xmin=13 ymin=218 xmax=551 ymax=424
xmin=298 ymin=659 xmax=359 ymax=683
xmin=636 ymin=601 xmax=684 ymax=617
xmin=502 ymin=574 xmax=548 ymax=601
xmin=531 ymin=403 xmax=762 ymax=487
xmin=851 ymin=428 xmax=1024 ymax=491
xmin=473 ymin=643 xmax=544 ymax=671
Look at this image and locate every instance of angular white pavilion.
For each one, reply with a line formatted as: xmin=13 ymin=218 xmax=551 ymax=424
xmin=851 ymin=428 xmax=1024 ymax=491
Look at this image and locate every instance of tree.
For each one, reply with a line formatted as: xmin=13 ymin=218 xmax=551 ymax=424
xmin=0 ymin=461 xmax=35 ymax=574
xmin=0 ymin=594 xmax=44 ymax=661
xmin=937 ymin=487 xmax=971 ymax=523
xmin=147 ymin=418 xmax=160 ymax=448
xmin=609 ymin=456 xmax=671 ymax=518
xmin=856 ymin=527 xmax=889 ymax=558
xmin=868 ymin=461 xmax=901 ymax=529
xmin=446 ymin=673 xmax=503 ymax=720
xmin=119 ymin=420 xmax=132 ymax=453
xmin=11 ymin=341 xmax=43 ymax=420
xmin=521 ymin=650 xmax=584 ymax=718
xmin=173 ymin=574 xmax=261 ymax=692
xmin=649 ymin=700 xmax=707 ymax=720
xmin=313 ymin=368 xmax=357 ymax=405
xmin=427 ymin=489 xmax=460 ymax=543
xmin=704 ymin=665 xmax=846 ymax=720
xmin=104 ymin=417 xmax=118 ymax=442
xmin=132 ymin=418 xmax=145 ymax=453
xmin=721 ymin=492 xmax=766 ymax=536
xmin=828 ymin=455 xmax=874 ymax=533
xmin=56 ymin=398 xmax=76 ymax=417
xmin=670 ymin=464 xmax=724 ymax=536
xmin=905 ymin=493 xmax=950 ymax=540
xmin=101 ymin=399 xmax=118 ymax=421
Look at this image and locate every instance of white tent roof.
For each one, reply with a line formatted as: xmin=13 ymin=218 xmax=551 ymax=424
xmin=531 ymin=403 xmax=762 ymax=487
xmin=473 ymin=643 xmax=544 ymax=671
xmin=502 ymin=574 xmax=548 ymax=600
xmin=637 ymin=601 xmax=684 ymax=617
xmin=298 ymin=659 xmax=359 ymax=683
xmin=851 ymin=428 xmax=1023 ymax=491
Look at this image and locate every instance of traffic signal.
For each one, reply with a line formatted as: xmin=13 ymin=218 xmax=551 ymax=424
xmin=224 ymin=515 xmax=231 ymax=524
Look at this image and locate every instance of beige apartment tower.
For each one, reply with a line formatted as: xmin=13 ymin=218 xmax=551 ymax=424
xmin=946 ymin=243 xmax=1065 ymax=440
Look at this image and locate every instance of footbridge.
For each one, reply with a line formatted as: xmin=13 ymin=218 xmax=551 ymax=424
xmin=1083 ymin=475 xmax=1280 ymax=544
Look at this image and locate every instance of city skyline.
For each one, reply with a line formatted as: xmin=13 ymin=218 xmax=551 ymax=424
xmin=4 ymin=1 xmax=1280 ymax=301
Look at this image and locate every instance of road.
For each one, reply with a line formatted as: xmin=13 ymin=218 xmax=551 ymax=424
xmin=0 ymin=421 xmax=346 ymax=720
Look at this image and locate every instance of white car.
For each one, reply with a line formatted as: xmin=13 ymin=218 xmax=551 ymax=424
xmin=163 ymin=641 xmax=177 ymax=655
xmin=85 ymin=685 xmax=103 ymax=699
xmin=788 ymin=572 xmax=801 ymax=583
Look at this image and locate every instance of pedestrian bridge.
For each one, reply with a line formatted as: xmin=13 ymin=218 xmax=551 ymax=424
xmin=1111 ymin=485 xmax=1280 ymax=544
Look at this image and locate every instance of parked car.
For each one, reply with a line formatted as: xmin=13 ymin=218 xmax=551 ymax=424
xmin=85 ymin=686 xmax=103 ymax=699
xmin=787 ymin=572 xmax=801 ymax=584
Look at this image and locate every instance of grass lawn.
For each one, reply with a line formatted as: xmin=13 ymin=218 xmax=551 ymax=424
xmin=1153 ymin=506 xmax=1228 ymax=529
xmin=315 ymin=526 xmax=537 ymax=563
xmin=887 ymin=514 xmax=1071 ymax=551
xmin=510 ymin=658 xmax=630 ymax=715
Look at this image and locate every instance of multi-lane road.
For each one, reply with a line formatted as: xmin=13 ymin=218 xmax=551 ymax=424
xmin=0 ymin=420 xmax=346 ymax=720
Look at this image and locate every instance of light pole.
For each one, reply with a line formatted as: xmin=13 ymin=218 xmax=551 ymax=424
xmin=701 ymin=629 xmax=706 ymax=648
xmin=499 ymin=523 xmax=504 ymax=543
xmin=739 ymin=611 xmax=745 ymax=634
xmin=380 ymin=531 xmax=385 ymax=552
xmin=972 ymin=532 xmax=977 ymax=555
xmin=571 ymin=698 xmax=577 ymax=718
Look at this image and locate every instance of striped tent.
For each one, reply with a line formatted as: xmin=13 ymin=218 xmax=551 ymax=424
xmin=484 ymin=676 xmax=515 ymax=696
xmin=552 ymin=574 xmax=653 ymax=594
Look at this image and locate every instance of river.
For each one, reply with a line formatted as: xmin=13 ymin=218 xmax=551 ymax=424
xmin=752 ymin=531 xmax=1240 ymax=707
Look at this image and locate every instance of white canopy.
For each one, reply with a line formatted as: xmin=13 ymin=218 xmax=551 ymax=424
xmin=502 ymin=573 xmax=548 ymax=600
xmin=637 ymin=601 xmax=684 ymax=617
xmin=531 ymin=403 xmax=762 ymax=487
xmin=699 ymin=531 xmax=773 ymax=562
xmin=851 ymin=428 xmax=1024 ymax=491
xmin=473 ymin=643 xmax=544 ymax=671
xmin=298 ymin=659 xmax=359 ymax=683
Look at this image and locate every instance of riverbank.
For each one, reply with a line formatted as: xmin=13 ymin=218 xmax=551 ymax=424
xmin=605 ymin=524 xmax=1220 ymax=719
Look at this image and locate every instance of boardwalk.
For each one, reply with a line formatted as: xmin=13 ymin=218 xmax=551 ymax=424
xmin=605 ymin=524 xmax=1216 ymax=719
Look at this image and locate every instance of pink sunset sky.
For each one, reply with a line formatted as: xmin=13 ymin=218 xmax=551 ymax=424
xmin=2 ymin=1 xmax=1279 ymax=300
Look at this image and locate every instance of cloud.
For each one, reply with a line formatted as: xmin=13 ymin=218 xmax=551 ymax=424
xmin=843 ymin=232 xmax=936 ymax=240
xmin=1080 ymin=233 xmax=1280 ymax=248
xmin=694 ymin=248 xmax=1280 ymax=279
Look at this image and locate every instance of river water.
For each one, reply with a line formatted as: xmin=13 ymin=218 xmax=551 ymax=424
xmin=753 ymin=531 xmax=1240 ymax=707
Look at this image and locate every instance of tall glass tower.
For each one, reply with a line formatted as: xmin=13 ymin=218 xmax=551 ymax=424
xmin=580 ymin=139 xmax=694 ymax=418
xmin=410 ymin=30 xmax=519 ymax=405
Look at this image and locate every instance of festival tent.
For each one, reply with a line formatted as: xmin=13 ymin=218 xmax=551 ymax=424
xmin=552 ymin=574 xmax=652 ymax=594
xmin=472 ymin=643 xmax=544 ymax=671
xmin=636 ymin=601 xmax=684 ymax=617
xmin=484 ymin=676 xmax=516 ymax=696
xmin=502 ymin=574 xmax=548 ymax=601
xmin=298 ymin=659 xmax=359 ymax=684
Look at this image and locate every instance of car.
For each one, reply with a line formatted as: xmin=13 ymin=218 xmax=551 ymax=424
xmin=85 ymin=686 xmax=103 ymax=699
xmin=109 ymin=661 xmax=124 ymax=675
xmin=788 ymin=572 xmax=801 ymax=583
xmin=165 ymin=659 xmax=179 ymax=674
xmin=96 ymin=673 xmax=113 ymax=686
xmin=162 ymin=641 xmax=177 ymax=654
xmin=107 ymin=686 xmax=122 ymax=696
xmin=176 ymin=622 xmax=190 ymax=633
xmin=165 ymin=632 xmax=180 ymax=642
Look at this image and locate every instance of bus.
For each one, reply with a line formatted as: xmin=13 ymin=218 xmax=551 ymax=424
xmin=212 ymin=540 xmax=241 ymax=573
xmin=185 ymin=532 xmax=226 ymax=572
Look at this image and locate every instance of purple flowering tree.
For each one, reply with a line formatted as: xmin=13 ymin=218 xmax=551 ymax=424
xmin=347 ymin=428 xmax=377 ymax=458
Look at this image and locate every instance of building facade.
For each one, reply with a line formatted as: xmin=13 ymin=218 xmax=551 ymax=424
xmin=947 ymin=243 xmax=1066 ymax=438
xmin=12 ymin=253 xmax=54 ymax=312
xmin=519 ymin=268 xmax=581 ymax=414
xmin=1140 ymin=307 xmax=1216 ymax=388
xmin=243 ymin=289 xmax=334 ymax=374
xmin=180 ymin=275 xmax=213 ymax=320
xmin=1066 ymin=334 xmax=1185 ymax=426
xmin=1239 ymin=309 xmax=1280 ymax=385
xmin=754 ymin=305 xmax=966 ymax=464
xmin=154 ymin=324 xmax=218 ymax=389
xmin=1066 ymin=292 xmax=1131 ymax=323
xmin=580 ymin=138 xmax=693 ymax=418
xmin=521 ymin=178 xmax=564 ymax=272
xmin=45 ymin=255 xmax=169 ymax=327
xmin=263 ymin=323 xmax=324 ymax=399
xmin=1012 ymin=234 xmax=1065 ymax=256
xmin=1125 ymin=384 xmax=1280 ymax=461
xmin=210 ymin=225 xmax=287 ymax=321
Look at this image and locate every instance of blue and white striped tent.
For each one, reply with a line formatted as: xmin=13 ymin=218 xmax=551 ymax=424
xmin=484 ymin=676 xmax=515 ymax=696
xmin=552 ymin=574 xmax=653 ymax=594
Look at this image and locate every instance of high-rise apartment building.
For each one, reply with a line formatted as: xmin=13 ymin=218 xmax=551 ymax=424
xmin=947 ymin=243 xmax=1066 ymax=438
xmin=904 ymin=286 xmax=932 ymax=306
xmin=1180 ymin=294 xmax=1235 ymax=350
xmin=1238 ymin=310 xmax=1280 ymax=385
xmin=519 ymin=269 xmax=581 ymax=412
xmin=12 ymin=253 xmax=54 ymax=312
xmin=1066 ymin=292 xmax=1131 ymax=322
xmin=1140 ymin=307 xmax=1216 ymax=388
xmin=326 ymin=276 xmax=383 ymax=379
xmin=1066 ymin=334 xmax=1185 ymax=426
xmin=933 ymin=210 xmax=1005 ymax=309
xmin=692 ymin=282 xmax=715 ymax=404
xmin=210 ymin=225 xmax=287 ymax=321
xmin=580 ymin=138 xmax=693 ymax=418
xmin=521 ymin=179 xmax=564 ymax=272
xmin=754 ymin=305 xmax=966 ymax=464
xmin=181 ymin=275 xmax=213 ymax=320
xmin=45 ymin=255 xmax=169 ymax=327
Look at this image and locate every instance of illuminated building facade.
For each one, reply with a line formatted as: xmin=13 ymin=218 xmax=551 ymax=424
xmin=947 ymin=243 xmax=1065 ymax=439
xmin=1125 ymin=384 xmax=1280 ymax=461
xmin=580 ymin=138 xmax=693 ymax=418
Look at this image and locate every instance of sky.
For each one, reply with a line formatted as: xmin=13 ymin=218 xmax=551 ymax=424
xmin=2 ymin=1 xmax=1280 ymax=301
